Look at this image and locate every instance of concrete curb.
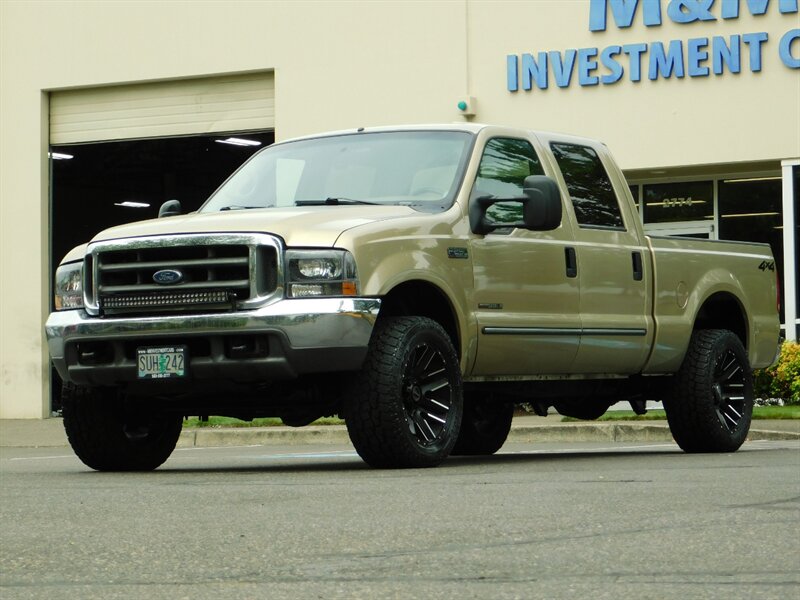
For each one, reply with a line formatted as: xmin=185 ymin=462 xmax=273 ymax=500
xmin=178 ymin=425 xmax=351 ymax=448
xmin=506 ymin=423 xmax=676 ymax=444
xmin=2 ymin=418 xmax=798 ymax=449
xmin=746 ymin=428 xmax=800 ymax=441
xmin=177 ymin=422 xmax=800 ymax=448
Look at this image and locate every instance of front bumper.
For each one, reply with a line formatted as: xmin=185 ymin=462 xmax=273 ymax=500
xmin=46 ymin=297 xmax=381 ymax=386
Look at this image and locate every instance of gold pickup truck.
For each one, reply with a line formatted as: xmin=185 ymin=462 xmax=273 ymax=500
xmin=45 ymin=124 xmax=781 ymax=470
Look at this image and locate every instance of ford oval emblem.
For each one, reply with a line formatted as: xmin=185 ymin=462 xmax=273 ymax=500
xmin=152 ymin=269 xmax=184 ymax=285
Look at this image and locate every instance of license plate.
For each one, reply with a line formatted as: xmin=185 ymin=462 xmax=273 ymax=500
xmin=137 ymin=346 xmax=187 ymax=379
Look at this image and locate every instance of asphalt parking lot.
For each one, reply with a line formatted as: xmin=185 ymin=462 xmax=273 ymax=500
xmin=2 ymin=439 xmax=799 ymax=599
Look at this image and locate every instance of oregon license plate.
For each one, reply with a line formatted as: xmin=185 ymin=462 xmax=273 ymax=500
xmin=137 ymin=346 xmax=187 ymax=379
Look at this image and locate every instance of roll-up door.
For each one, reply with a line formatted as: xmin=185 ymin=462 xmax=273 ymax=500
xmin=50 ymin=72 xmax=274 ymax=144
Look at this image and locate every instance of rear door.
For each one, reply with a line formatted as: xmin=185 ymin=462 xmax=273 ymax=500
xmin=543 ymin=137 xmax=653 ymax=374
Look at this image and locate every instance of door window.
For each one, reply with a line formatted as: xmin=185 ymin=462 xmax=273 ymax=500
xmin=550 ymin=142 xmax=624 ymax=230
xmin=472 ymin=137 xmax=544 ymax=227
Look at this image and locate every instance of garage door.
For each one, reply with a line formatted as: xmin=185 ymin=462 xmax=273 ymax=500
xmin=50 ymin=72 xmax=274 ymax=144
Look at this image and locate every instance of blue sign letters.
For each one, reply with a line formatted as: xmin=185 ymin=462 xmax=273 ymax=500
xmin=510 ymin=0 xmax=800 ymax=92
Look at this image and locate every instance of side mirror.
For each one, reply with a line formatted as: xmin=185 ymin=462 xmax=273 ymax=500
xmin=521 ymin=175 xmax=562 ymax=231
xmin=469 ymin=175 xmax=562 ymax=235
xmin=158 ymin=199 xmax=182 ymax=218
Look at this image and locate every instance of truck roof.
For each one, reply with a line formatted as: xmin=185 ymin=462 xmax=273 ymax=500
xmin=277 ymin=123 xmax=603 ymax=148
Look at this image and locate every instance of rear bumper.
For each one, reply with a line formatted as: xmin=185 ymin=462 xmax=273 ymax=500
xmin=45 ymin=297 xmax=381 ymax=386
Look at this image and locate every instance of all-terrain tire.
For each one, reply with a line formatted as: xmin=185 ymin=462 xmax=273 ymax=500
xmin=665 ymin=329 xmax=754 ymax=453
xmin=62 ymin=383 xmax=182 ymax=471
xmin=452 ymin=393 xmax=513 ymax=456
xmin=344 ymin=317 xmax=463 ymax=468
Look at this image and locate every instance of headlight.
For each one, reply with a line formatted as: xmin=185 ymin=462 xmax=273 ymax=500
xmin=54 ymin=261 xmax=84 ymax=310
xmin=286 ymin=249 xmax=359 ymax=298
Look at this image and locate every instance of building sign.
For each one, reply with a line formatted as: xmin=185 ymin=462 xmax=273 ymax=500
xmin=507 ymin=0 xmax=800 ymax=91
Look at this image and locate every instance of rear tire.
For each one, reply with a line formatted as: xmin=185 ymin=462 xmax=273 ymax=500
xmin=452 ymin=393 xmax=513 ymax=456
xmin=344 ymin=317 xmax=463 ymax=468
xmin=62 ymin=383 xmax=182 ymax=471
xmin=665 ymin=329 xmax=753 ymax=453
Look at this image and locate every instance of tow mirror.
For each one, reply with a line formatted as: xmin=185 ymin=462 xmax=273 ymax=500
xmin=469 ymin=175 xmax=562 ymax=235
xmin=158 ymin=199 xmax=182 ymax=218
xmin=521 ymin=175 xmax=562 ymax=231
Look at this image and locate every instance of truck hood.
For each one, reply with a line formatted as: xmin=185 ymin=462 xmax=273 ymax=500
xmin=90 ymin=205 xmax=419 ymax=248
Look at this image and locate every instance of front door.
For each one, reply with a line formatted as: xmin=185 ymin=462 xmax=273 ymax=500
xmin=470 ymin=136 xmax=581 ymax=376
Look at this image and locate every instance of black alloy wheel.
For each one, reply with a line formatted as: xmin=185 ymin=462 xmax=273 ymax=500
xmin=666 ymin=329 xmax=754 ymax=453
xmin=711 ymin=347 xmax=748 ymax=432
xmin=344 ymin=316 xmax=463 ymax=468
xmin=402 ymin=341 xmax=454 ymax=446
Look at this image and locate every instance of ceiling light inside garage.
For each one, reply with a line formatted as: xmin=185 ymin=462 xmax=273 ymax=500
xmin=720 ymin=212 xmax=780 ymax=218
xmin=722 ymin=176 xmax=781 ymax=184
xmin=214 ymin=137 xmax=262 ymax=147
xmin=49 ymin=152 xmax=74 ymax=160
xmin=114 ymin=201 xmax=151 ymax=208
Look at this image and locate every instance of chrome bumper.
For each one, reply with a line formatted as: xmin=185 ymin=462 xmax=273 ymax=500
xmin=46 ymin=298 xmax=381 ymax=386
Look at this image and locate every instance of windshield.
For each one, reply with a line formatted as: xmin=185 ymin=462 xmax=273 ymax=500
xmin=201 ymin=130 xmax=474 ymax=212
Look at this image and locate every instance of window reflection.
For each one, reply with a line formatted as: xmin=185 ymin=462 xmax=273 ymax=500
xmin=719 ymin=177 xmax=784 ymax=322
xmin=643 ymin=181 xmax=713 ymax=224
xmin=473 ymin=137 xmax=544 ymax=226
xmin=551 ymin=143 xmax=624 ymax=229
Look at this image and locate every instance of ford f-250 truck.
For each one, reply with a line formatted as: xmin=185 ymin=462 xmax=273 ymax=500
xmin=45 ymin=124 xmax=781 ymax=470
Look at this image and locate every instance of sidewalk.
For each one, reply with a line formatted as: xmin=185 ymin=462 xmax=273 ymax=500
xmin=1 ymin=415 xmax=798 ymax=449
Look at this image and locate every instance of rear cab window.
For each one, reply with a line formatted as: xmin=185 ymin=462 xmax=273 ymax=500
xmin=550 ymin=142 xmax=625 ymax=230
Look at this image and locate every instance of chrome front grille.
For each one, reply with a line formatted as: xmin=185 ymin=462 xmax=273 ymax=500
xmin=83 ymin=234 xmax=283 ymax=316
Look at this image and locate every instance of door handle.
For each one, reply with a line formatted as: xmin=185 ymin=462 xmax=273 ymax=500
xmin=632 ymin=251 xmax=643 ymax=281
xmin=565 ymin=247 xmax=577 ymax=278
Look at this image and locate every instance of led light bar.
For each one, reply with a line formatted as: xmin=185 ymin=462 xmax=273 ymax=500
xmin=102 ymin=290 xmax=231 ymax=309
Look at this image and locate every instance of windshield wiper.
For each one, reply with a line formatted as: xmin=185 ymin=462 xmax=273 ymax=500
xmin=219 ymin=205 xmax=265 ymax=211
xmin=295 ymin=197 xmax=382 ymax=206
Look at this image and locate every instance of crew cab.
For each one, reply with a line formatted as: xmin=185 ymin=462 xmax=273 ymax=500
xmin=46 ymin=124 xmax=781 ymax=470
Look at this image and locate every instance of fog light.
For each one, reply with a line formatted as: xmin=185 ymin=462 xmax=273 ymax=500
xmin=290 ymin=284 xmax=324 ymax=297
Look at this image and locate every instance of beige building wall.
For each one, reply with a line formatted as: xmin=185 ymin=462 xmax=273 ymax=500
xmin=473 ymin=1 xmax=799 ymax=169
xmin=1 ymin=0 xmax=798 ymax=417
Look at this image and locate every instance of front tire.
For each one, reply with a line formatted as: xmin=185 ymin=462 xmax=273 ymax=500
xmin=665 ymin=329 xmax=753 ymax=453
xmin=344 ymin=317 xmax=463 ymax=468
xmin=452 ymin=393 xmax=513 ymax=456
xmin=62 ymin=383 xmax=182 ymax=471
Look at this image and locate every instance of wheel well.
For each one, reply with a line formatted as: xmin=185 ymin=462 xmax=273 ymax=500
xmin=378 ymin=281 xmax=461 ymax=356
xmin=694 ymin=292 xmax=748 ymax=348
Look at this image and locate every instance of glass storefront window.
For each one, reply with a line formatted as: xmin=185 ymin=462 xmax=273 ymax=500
xmin=718 ymin=177 xmax=784 ymax=322
xmin=643 ymin=181 xmax=713 ymax=224
xmin=629 ymin=184 xmax=639 ymax=214
xmin=633 ymin=171 xmax=790 ymax=331
xmin=718 ymin=178 xmax=783 ymax=242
